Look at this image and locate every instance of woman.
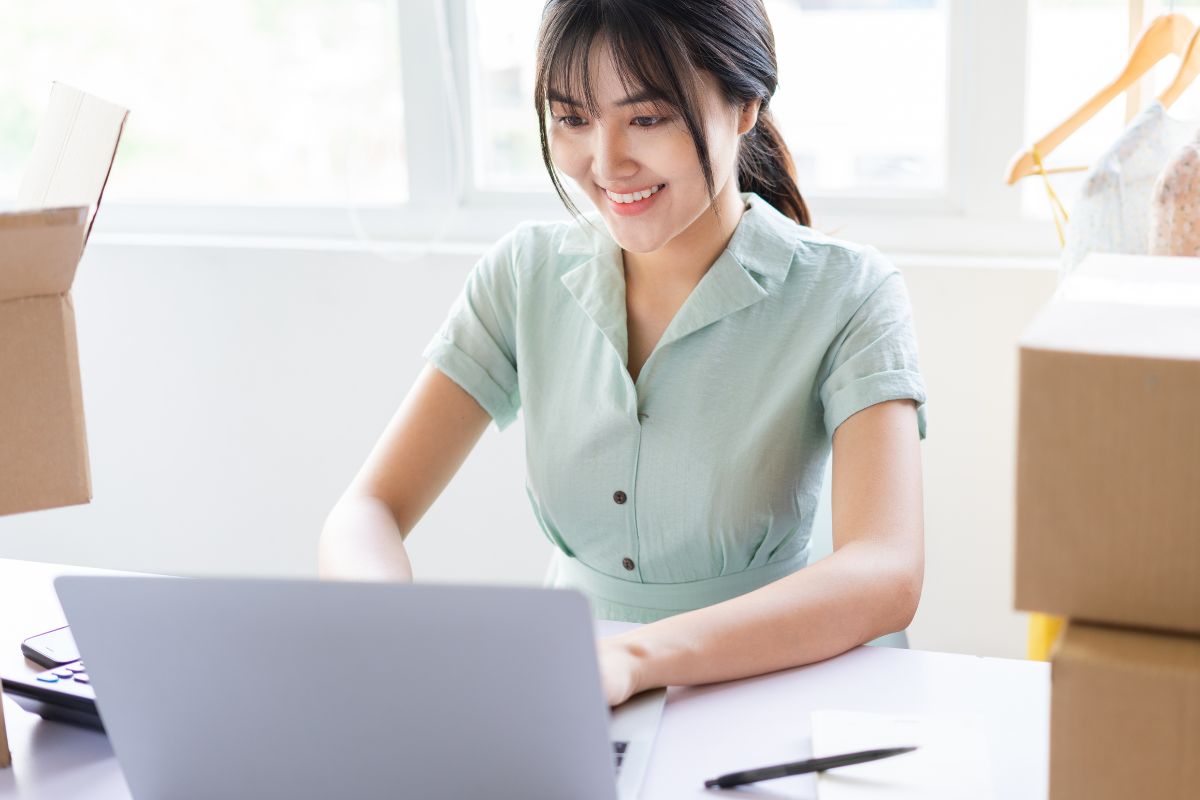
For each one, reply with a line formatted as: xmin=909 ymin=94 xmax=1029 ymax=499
xmin=320 ymin=0 xmax=927 ymax=708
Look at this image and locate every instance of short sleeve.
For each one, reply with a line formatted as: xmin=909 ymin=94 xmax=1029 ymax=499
xmin=818 ymin=250 xmax=928 ymax=441
xmin=421 ymin=226 xmax=523 ymax=431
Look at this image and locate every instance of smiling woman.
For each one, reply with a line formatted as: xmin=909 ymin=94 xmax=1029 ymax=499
xmin=322 ymin=0 xmax=928 ymax=707
xmin=533 ymin=0 xmax=810 ymax=232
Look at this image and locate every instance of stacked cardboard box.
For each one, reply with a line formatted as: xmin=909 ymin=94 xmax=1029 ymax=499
xmin=1015 ymin=253 xmax=1200 ymax=799
xmin=0 ymin=83 xmax=128 ymax=768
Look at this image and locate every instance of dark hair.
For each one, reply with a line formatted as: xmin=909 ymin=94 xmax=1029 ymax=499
xmin=533 ymin=0 xmax=810 ymax=228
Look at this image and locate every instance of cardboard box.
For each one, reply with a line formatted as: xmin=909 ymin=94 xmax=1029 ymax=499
xmin=1050 ymin=622 xmax=1200 ymax=799
xmin=1015 ymin=254 xmax=1200 ymax=634
xmin=0 ymin=83 xmax=128 ymax=518
xmin=0 ymin=81 xmax=125 ymax=767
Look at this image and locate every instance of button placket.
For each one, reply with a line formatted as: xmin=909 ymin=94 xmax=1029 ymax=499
xmin=609 ymin=383 xmax=644 ymax=581
xmin=621 ymin=415 xmax=644 ymax=580
xmin=613 ymin=489 xmax=636 ymax=571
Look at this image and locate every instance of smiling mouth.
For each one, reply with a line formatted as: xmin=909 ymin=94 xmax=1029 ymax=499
xmin=600 ymin=183 xmax=666 ymax=204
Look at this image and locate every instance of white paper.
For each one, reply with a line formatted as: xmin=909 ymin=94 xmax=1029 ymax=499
xmin=15 ymin=82 xmax=128 ymax=244
xmin=810 ymin=709 xmax=996 ymax=800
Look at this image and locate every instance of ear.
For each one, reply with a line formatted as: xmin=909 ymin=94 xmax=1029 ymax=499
xmin=737 ymin=99 xmax=762 ymax=137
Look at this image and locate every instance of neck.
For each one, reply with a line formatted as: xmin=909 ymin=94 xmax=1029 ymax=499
xmin=622 ymin=184 xmax=748 ymax=295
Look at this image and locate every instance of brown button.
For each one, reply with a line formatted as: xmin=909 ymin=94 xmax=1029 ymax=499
xmin=622 ymin=557 xmax=635 ymax=571
xmin=613 ymin=490 xmax=627 ymax=505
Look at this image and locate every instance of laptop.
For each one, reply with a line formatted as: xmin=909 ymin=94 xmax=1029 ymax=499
xmin=53 ymin=576 xmax=666 ymax=800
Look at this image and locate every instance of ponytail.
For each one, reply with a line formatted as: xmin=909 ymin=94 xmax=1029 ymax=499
xmin=737 ymin=105 xmax=810 ymax=227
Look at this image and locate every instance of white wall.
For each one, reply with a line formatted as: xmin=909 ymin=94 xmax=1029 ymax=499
xmin=0 ymin=238 xmax=1057 ymax=659
xmin=899 ymin=257 xmax=1058 ymax=657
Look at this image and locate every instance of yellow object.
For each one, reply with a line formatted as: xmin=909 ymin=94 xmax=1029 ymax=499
xmin=1028 ymin=612 xmax=1066 ymax=661
xmin=1031 ymin=146 xmax=1070 ymax=248
xmin=0 ymin=682 xmax=10 ymax=768
xmin=1159 ymin=25 xmax=1200 ymax=109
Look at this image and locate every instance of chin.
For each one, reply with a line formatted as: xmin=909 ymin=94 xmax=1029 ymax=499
xmin=607 ymin=226 xmax=669 ymax=254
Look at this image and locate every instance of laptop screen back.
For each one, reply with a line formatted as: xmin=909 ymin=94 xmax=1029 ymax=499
xmin=54 ymin=576 xmax=618 ymax=800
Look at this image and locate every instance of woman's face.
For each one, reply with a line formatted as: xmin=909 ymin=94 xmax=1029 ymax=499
xmin=547 ymin=39 xmax=758 ymax=255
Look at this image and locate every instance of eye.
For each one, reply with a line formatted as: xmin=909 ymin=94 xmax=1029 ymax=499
xmin=551 ymin=113 xmax=672 ymax=129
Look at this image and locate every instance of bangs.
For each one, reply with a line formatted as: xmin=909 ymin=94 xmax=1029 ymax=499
xmin=535 ymin=6 xmax=706 ymax=121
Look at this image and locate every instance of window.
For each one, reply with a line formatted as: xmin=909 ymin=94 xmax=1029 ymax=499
xmin=1 ymin=0 xmax=407 ymax=205
xmin=5 ymin=0 xmax=1194 ymax=256
xmin=765 ymin=0 xmax=948 ymax=197
xmin=468 ymin=0 xmax=546 ymax=191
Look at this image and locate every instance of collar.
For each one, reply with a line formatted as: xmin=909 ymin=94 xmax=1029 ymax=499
xmin=558 ymin=192 xmax=799 ymax=377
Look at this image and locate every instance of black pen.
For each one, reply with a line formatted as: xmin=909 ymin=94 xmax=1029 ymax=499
xmin=703 ymin=745 xmax=918 ymax=789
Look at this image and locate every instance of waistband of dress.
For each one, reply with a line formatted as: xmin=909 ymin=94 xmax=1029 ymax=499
xmin=552 ymin=548 xmax=810 ymax=612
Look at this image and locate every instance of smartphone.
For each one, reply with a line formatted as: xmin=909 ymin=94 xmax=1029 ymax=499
xmin=21 ymin=625 xmax=81 ymax=668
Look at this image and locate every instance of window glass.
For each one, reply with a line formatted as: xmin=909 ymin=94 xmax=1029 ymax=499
xmin=766 ymin=0 xmax=948 ymax=196
xmin=0 ymin=1 xmax=406 ymax=205
xmin=470 ymin=0 xmax=547 ymax=191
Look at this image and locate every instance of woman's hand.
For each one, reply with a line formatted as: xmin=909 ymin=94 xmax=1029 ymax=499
xmin=596 ymin=636 xmax=647 ymax=707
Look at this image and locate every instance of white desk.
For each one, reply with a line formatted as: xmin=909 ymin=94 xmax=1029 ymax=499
xmin=0 ymin=558 xmax=1049 ymax=798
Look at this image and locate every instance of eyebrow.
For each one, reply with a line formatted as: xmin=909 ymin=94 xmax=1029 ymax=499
xmin=547 ymin=88 xmax=667 ymax=108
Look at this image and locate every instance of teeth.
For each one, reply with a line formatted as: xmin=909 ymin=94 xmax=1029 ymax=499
xmin=606 ymin=184 xmax=664 ymax=203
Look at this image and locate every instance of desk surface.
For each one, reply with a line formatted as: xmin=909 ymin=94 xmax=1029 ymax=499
xmin=0 ymin=558 xmax=1049 ymax=799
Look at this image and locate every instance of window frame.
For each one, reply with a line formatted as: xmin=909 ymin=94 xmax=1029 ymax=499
xmin=91 ymin=0 xmax=1061 ymax=258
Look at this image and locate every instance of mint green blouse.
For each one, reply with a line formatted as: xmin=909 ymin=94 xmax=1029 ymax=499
xmin=423 ymin=191 xmax=927 ymax=622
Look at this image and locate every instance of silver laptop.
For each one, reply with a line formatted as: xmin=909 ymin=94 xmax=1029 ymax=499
xmin=54 ymin=576 xmax=666 ymax=800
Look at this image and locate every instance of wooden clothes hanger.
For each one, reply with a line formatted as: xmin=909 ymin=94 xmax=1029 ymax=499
xmin=1005 ymin=11 xmax=1197 ymax=185
xmin=1158 ymin=22 xmax=1200 ymax=107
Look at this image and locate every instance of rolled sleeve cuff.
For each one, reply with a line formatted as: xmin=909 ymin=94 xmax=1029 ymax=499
xmin=823 ymin=368 xmax=927 ymax=441
xmin=422 ymin=334 xmax=519 ymax=432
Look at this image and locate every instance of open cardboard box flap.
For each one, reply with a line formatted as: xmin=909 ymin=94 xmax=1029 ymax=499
xmin=0 ymin=83 xmax=128 ymax=518
xmin=0 ymin=207 xmax=89 ymax=301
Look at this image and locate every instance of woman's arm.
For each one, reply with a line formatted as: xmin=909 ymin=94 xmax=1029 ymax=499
xmin=319 ymin=363 xmax=492 ymax=581
xmin=602 ymin=398 xmax=923 ymax=703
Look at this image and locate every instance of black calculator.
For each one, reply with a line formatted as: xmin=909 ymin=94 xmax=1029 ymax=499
xmin=2 ymin=659 xmax=102 ymax=731
xmin=2 ymin=625 xmax=104 ymax=731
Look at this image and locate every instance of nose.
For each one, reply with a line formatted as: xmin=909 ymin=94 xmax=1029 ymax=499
xmin=592 ymin=121 xmax=638 ymax=186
